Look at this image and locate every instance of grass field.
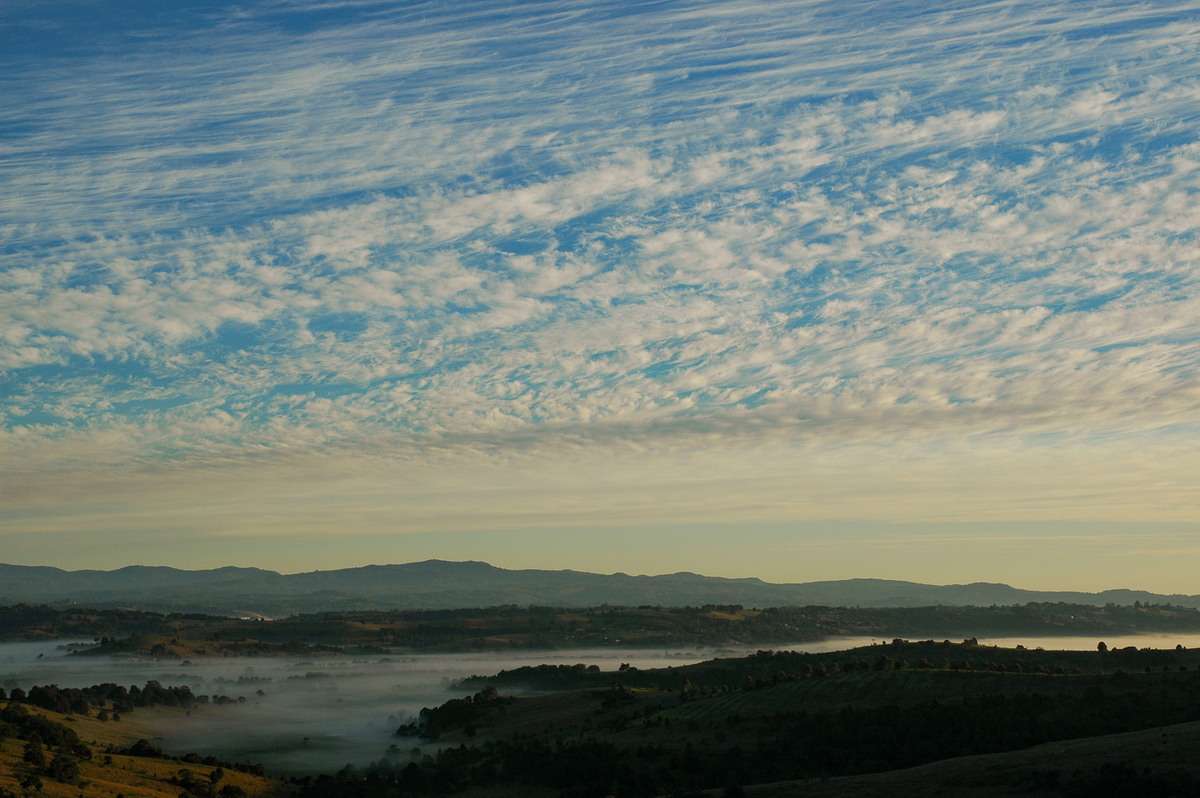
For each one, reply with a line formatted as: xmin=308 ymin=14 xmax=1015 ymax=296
xmin=0 ymin=702 xmax=289 ymax=798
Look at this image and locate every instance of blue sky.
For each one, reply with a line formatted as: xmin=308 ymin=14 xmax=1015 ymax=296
xmin=2 ymin=0 xmax=1199 ymax=591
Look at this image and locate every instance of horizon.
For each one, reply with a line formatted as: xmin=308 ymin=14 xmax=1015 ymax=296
xmin=3 ymin=1 xmax=1199 ymax=594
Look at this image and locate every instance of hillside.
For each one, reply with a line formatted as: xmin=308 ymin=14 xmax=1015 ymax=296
xmin=299 ymin=639 xmax=1200 ymax=797
xmin=742 ymin=721 xmax=1200 ymax=798
xmin=2 ymin=561 xmax=1196 ymax=616
xmin=0 ymin=697 xmax=287 ymax=798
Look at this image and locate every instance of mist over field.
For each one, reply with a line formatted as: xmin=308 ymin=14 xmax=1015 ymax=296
xmin=0 ymin=641 xmax=774 ymax=773
xmin=11 ymin=631 xmax=1200 ymax=774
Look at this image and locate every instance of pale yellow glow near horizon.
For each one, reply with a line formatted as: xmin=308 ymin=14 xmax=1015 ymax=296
xmin=5 ymin=428 xmax=1197 ymax=594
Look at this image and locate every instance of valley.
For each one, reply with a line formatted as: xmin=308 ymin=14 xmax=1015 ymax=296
xmin=6 ymin=614 xmax=1200 ymax=796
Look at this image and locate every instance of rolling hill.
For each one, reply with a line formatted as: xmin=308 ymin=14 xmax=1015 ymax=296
xmin=2 ymin=560 xmax=1197 ymax=616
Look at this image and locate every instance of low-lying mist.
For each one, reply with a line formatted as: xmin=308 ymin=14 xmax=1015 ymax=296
xmin=0 ymin=641 xmax=759 ymax=774
xmin=14 ymin=632 xmax=1188 ymax=775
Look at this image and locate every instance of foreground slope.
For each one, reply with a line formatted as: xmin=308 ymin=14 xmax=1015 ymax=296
xmin=745 ymin=721 xmax=1200 ymax=797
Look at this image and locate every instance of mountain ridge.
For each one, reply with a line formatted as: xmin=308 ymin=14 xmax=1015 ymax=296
xmin=1 ymin=560 xmax=1196 ymax=616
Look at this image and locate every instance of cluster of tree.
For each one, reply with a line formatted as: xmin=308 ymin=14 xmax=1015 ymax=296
xmin=170 ymin=766 xmax=250 ymax=798
xmin=0 ymin=702 xmax=91 ymax=791
xmin=1 ymin=702 xmax=90 ymax=758
xmin=399 ymin=686 xmax=515 ymax=739
xmin=452 ymin=662 xmax=603 ymax=692
xmin=116 ymin=738 xmax=267 ymax=779
xmin=2 ymin=678 xmax=198 ymax=715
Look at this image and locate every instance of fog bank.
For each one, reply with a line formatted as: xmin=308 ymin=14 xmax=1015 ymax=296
xmin=1 ymin=644 xmax=744 ymax=773
xmin=11 ymin=634 xmax=1192 ymax=774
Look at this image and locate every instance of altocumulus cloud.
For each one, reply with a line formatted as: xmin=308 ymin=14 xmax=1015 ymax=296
xmin=2 ymin=0 xmax=1199 ymax=563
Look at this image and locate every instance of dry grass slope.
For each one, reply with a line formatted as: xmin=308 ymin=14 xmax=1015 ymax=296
xmin=0 ymin=702 xmax=289 ymax=798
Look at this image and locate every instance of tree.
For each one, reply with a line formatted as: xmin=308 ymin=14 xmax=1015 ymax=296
xmin=1097 ymin=641 xmax=1108 ymax=653
xmin=47 ymin=751 xmax=81 ymax=784
xmin=22 ymin=737 xmax=46 ymax=772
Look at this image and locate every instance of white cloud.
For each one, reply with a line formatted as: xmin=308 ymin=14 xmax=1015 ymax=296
xmin=4 ymin=0 xmax=1200 ymax=574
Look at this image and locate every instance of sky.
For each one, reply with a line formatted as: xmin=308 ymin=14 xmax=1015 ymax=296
xmin=2 ymin=0 xmax=1199 ymax=593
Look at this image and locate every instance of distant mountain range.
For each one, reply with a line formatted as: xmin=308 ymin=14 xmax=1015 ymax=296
xmin=1 ymin=560 xmax=1197 ymax=617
